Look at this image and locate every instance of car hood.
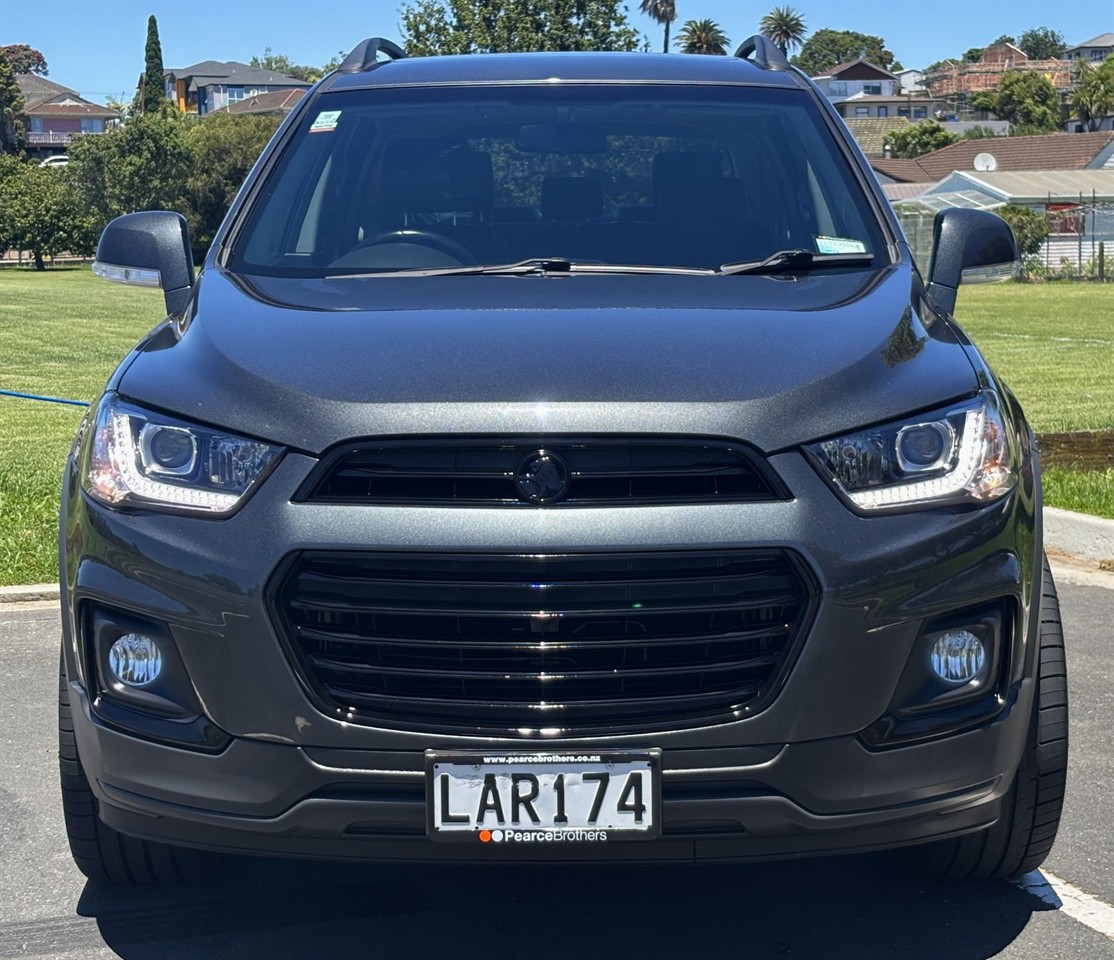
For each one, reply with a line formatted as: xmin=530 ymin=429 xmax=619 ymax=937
xmin=119 ymin=265 xmax=977 ymax=454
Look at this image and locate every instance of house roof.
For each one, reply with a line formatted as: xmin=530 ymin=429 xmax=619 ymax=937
xmin=870 ymin=157 xmax=935 ymax=183
xmin=839 ymin=93 xmax=939 ymax=103
xmin=216 ymin=89 xmax=306 ymax=115
xmin=882 ymin=181 xmax=933 ymax=201
xmin=911 ymin=169 xmax=1114 ymax=210
xmin=1065 ymin=32 xmax=1114 ymax=52
xmin=884 ymin=132 xmax=1114 ymax=182
xmin=813 ymin=58 xmax=898 ymax=81
xmin=23 ymin=95 xmax=119 ymax=118
xmin=15 ymin=75 xmax=119 ymax=118
xmin=165 ymin=60 xmax=312 ymax=89
xmin=843 ymin=117 xmax=910 ymax=155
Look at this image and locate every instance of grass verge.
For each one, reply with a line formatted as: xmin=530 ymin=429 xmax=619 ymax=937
xmin=0 ymin=272 xmax=1111 ymax=585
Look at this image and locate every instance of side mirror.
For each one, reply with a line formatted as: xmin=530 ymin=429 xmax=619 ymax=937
xmin=92 ymin=211 xmax=196 ymax=317
xmin=925 ymin=208 xmax=1018 ymax=317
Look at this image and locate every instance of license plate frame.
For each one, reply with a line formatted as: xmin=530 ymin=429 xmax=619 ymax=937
xmin=426 ymin=749 xmax=662 ymax=845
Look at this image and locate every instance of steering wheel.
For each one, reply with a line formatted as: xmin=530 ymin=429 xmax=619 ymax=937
xmin=364 ymin=228 xmax=475 ymax=264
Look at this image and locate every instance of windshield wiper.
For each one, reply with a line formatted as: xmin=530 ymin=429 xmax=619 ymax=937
xmin=329 ymin=258 xmax=714 ymax=279
xmin=718 ymin=248 xmax=875 ymax=276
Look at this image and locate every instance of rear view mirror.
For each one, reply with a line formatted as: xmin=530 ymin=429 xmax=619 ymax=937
xmin=92 ymin=211 xmax=196 ymax=317
xmin=925 ymin=209 xmax=1017 ymax=316
xmin=515 ymin=124 xmax=606 ymax=154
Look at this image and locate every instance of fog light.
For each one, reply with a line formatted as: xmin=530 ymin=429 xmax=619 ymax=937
xmin=930 ymin=630 xmax=986 ymax=684
xmin=108 ymin=634 xmax=163 ymax=687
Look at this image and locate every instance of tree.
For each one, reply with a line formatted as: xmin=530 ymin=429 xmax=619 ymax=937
xmin=674 ymin=20 xmax=729 ymax=56
xmin=760 ymin=6 xmax=807 ymax=56
xmin=640 ymin=0 xmax=676 ymax=54
xmin=0 ymin=159 xmax=91 ymax=269
xmin=1072 ymin=57 xmax=1114 ymax=132
xmin=1018 ymin=27 xmax=1066 ymax=60
xmin=140 ymin=16 xmax=166 ymax=115
xmin=970 ymin=71 xmax=1060 ymax=133
xmin=250 ymin=47 xmax=319 ymax=83
xmin=992 ymin=35 xmax=1016 ymax=46
xmin=401 ymin=0 xmax=643 ymax=56
xmin=962 ymin=47 xmax=985 ymax=63
xmin=886 ymin=120 xmax=958 ymax=159
xmin=791 ymin=29 xmax=900 ymax=77
xmin=0 ymin=49 xmax=24 ymax=154
xmin=996 ymin=204 xmax=1048 ymax=279
xmin=959 ymin=124 xmax=1004 ymax=140
xmin=181 ymin=112 xmax=282 ymax=257
xmin=0 ymin=44 xmax=48 ymax=75
xmin=66 ymin=111 xmax=192 ymax=235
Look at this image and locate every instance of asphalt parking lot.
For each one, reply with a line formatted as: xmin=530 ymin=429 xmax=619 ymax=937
xmin=1 ymin=561 xmax=1110 ymax=960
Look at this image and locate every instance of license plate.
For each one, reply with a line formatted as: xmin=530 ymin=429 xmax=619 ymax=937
xmin=426 ymin=749 xmax=661 ymax=845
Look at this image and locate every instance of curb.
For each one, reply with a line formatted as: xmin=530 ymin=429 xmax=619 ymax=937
xmin=1044 ymin=507 xmax=1114 ymax=568
xmin=0 ymin=583 xmax=60 ymax=604
xmin=2 ymin=508 xmax=1112 ymax=605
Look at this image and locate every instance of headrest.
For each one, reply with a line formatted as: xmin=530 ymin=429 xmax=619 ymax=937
xmin=381 ymin=140 xmax=494 ymax=212
xmin=540 ymin=177 xmax=604 ymax=221
xmin=652 ymin=151 xmax=724 ymax=205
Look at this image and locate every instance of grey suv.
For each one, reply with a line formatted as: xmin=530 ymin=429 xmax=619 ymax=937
xmin=59 ymin=36 xmax=1067 ymax=883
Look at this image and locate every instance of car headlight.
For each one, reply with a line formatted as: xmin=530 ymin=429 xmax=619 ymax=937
xmin=83 ymin=395 xmax=281 ymax=515
xmin=804 ymin=393 xmax=1016 ymax=512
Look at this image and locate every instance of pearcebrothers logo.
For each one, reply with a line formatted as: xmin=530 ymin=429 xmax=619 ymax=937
xmin=478 ymin=828 xmax=609 ymax=844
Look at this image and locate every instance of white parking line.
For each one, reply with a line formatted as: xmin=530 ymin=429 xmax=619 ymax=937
xmin=1015 ymin=870 xmax=1114 ymax=941
xmin=978 ymin=333 xmax=1114 ymax=346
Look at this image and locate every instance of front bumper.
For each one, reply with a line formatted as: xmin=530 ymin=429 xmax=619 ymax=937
xmin=72 ymin=677 xmax=1026 ymax=862
xmin=60 ymin=439 xmax=1042 ymax=862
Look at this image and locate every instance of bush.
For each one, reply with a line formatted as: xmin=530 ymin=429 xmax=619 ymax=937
xmin=995 ymin=204 xmax=1049 ymax=280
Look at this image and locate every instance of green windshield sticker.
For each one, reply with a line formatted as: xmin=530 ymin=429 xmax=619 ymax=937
xmin=310 ymin=110 xmax=342 ymax=133
xmin=816 ymin=236 xmax=867 ymax=254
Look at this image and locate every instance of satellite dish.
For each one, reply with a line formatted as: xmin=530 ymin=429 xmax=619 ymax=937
xmin=973 ymin=152 xmax=998 ymax=172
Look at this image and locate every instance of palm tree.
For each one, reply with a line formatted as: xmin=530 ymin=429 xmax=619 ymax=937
xmin=674 ymin=19 xmax=729 ymax=56
xmin=1071 ymin=58 xmax=1114 ymax=132
xmin=640 ymin=0 xmax=677 ymax=54
xmin=759 ymin=5 xmax=807 ymax=55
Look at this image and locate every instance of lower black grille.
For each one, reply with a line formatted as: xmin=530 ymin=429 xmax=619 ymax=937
xmin=272 ymin=551 xmax=813 ymax=735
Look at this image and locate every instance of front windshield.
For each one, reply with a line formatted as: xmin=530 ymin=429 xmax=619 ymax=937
xmin=231 ymin=84 xmax=888 ymax=277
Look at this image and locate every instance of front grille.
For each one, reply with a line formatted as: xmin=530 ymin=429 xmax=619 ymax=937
xmin=272 ymin=550 xmax=813 ymax=736
xmin=302 ymin=438 xmax=781 ymax=506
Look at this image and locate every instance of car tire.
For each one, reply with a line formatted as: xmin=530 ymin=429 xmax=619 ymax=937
xmin=58 ymin=647 xmax=218 ymax=884
xmin=910 ymin=555 xmax=1069 ymax=880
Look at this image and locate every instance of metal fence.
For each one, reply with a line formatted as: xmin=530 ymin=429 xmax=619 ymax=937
xmin=893 ymin=198 xmax=1114 ymax=280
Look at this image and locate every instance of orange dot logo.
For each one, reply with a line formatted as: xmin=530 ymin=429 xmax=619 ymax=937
xmin=479 ymin=829 xmax=492 ymax=843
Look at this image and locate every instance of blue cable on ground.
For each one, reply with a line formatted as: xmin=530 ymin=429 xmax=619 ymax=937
xmin=0 ymin=389 xmax=89 ymax=408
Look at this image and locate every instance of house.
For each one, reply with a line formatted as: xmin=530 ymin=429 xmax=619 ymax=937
xmin=164 ymin=61 xmax=311 ymax=115
xmin=1062 ymin=32 xmax=1114 ymax=64
xmin=895 ymin=68 xmax=925 ymax=95
xmin=834 ymin=92 xmax=943 ymax=121
xmin=870 ymin=131 xmax=1114 ymax=184
xmin=14 ymin=74 xmax=119 ymax=157
xmin=926 ymin=43 xmax=1073 ymax=99
xmin=212 ymin=88 xmax=306 ymax=116
xmin=910 ymin=169 xmax=1114 ymax=268
xmin=811 ymin=60 xmax=939 ymax=120
xmin=812 ymin=58 xmax=899 ymax=100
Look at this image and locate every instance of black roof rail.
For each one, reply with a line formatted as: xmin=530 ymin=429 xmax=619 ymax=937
xmin=733 ymin=35 xmax=790 ymax=72
xmin=338 ymin=37 xmax=408 ymax=74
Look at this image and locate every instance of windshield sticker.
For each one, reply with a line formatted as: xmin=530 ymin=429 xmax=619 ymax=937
xmin=816 ymin=236 xmax=868 ymax=254
xmin=310 ymin=110 xmax=342 ymax=134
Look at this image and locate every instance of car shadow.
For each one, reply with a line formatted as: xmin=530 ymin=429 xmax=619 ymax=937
xmin=75 ymin=852 xmax=1051 ymax=959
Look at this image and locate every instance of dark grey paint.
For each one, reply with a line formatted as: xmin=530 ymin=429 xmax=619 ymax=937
xmin=119 ymin=265 xmax=976 ymax=455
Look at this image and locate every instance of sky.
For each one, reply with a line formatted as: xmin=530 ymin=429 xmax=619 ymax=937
xmin=0 ymin=0 xmax=1112 ymax=105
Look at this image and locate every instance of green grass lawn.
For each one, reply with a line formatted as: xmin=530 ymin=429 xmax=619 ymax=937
xmin=1 ymin=271 xmax=1111 ymax=586
xmin=1 ymin=269 xmax=164 ymax=585
xmin=954 ymin=282 xmax=1113 ymax=434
